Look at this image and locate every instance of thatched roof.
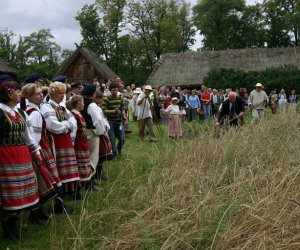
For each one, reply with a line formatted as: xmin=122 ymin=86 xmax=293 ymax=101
xmin=0 ymin=57 xmax=18 ymax=77
xmin=147 ymin=47 xmax=300 ymax=87
xmin=55 ymin=46 xmax=117 ymax=83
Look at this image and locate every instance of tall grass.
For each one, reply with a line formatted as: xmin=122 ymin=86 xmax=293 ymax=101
xmin=61 ymin=109 xmax=300 ymax=249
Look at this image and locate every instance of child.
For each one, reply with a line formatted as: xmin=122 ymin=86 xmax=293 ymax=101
xmin=165 ymin=97 xmax=183 ymax=139
xmin=66 ymin=95 xmax=96 ymax=190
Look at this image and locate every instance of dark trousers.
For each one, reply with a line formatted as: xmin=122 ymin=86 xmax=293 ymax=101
xmin=108 ymin=122 xmax=125 ymax=157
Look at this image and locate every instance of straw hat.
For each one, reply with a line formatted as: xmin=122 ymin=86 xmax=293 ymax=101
xmin=171 ymin=97 xmax=179 ymax=104
xmin=144 ymin=85 xmax=152 ymax=91
xmin=255 ymin=83 xmax=263 ymax=88
xmin=134 ymin=87 xmax=142 ymax=94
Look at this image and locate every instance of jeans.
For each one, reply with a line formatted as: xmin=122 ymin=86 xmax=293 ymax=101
xmin=108 ymin=122 xmax=125 ymax=158
xmin=203 ymin=105 xmax=211 ymax=120
xmin=190 ymin=108 xmax=198 ymax=121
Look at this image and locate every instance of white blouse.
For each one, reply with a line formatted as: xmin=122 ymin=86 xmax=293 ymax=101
xmin=165 ymin=104 xmax=181 ymax=115
xmin=87 ymin=102 xmax=109 ymax=136
xmin=40 ymin=99 xmax=77 ymax=134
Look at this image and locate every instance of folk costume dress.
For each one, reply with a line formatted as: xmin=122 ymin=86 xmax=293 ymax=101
xmin=81 ymin=98 xmax=107 ymax=168
xmin=71 ymin=109 xmax=95 ymax=181
xmin=26 ymin=102 xmax=61 ymax=203
xmin=0 ymin=103 xmax=40 ymax=212
xmin=165 ymin=104 xmax=182 ymax=138
xmin=40 ymin=99 xmax=79 ymax=191
xmin=98 ymin=105 xmax=113 ymax=162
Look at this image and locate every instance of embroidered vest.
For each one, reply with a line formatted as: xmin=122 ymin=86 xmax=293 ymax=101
xmin=0 ymin=108 xmax=26 ymax=146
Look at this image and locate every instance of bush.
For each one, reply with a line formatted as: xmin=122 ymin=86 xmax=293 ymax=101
xmin=204 ymin=65 xmax=300 ymax=95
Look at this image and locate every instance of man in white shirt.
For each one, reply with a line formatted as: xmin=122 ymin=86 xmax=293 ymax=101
xmin=248 ymin=83 xmax=268 ymax=124
xmin=137 ymin=85 xmax=157 ymax=142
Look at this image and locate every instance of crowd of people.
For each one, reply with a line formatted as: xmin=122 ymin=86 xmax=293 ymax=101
xmin=0 ymin=72 xmax=297 ymax=241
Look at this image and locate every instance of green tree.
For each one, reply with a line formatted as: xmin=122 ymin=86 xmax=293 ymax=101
xmin=0 ymin=28 xmax=17 ymax=63
xmin=128 ymin=0 xmax=195 ymax=70
xmin=193 ymin=0 xmax=246 ymax=50
xmin=262 ymin=0 xmax=292 ymax=47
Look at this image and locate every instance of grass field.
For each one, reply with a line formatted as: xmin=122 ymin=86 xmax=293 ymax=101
xmin=1 ymin=109 xmax=288 ymax=250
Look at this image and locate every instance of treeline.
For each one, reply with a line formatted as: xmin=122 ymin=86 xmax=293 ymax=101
xmin=203 ymin=65 xmax=300 ymax=94
xmin=0 ymin=28 xmax=73 ymax=80
xmin=76 ymin=0 xmax=300 ymax=84
xmin=1 ymin=0 xmax=300 ymax=84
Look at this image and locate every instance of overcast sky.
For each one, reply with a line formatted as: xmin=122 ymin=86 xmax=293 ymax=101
xmin=0 ymin=0 xmax=262 ymax=51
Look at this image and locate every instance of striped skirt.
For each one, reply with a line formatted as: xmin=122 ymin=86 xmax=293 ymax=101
xmin=32 ymin=158 xmax=57 ymax=203
xmin=0 ymin=145 xmax=39 ymax=212
xmin=41 ymin=143 xmax=62 ymax=187
xmin=74 ymin=138 xmax=95 ymax=181
xmin=99 ymin=135 xmax=114 ymax=162
xmin=168 ymin=115 xmax=182 ymax=138
xmin=51 ymin=133 xmax=79 ymax=184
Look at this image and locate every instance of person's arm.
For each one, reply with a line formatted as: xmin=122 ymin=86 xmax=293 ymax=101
xmin=248 ymin=92 xmax=253 ymax=106
xmin=88 ymin=103 xmax=106 ymax=136
xmin=137 ymin=93 xmax=146 ymax=106
xmin=40 ymin=103 xmax=72 ymax=134
xmin=102 ymin=97 xmax=117 ymax=115
xmin=197 ymin=96 xmax=201 ymax=108
xmin=27 ymin=110 xmax=42 ymax=144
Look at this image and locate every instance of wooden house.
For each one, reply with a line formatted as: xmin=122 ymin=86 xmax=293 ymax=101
xmin=0 ymin=57 xmax=18 ymax=81
xmin=55 ymin=45 xmax=118 ymax=84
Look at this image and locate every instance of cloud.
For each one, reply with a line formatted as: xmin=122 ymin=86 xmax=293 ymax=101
xmin=0 ymin=0 xmax=262 ymax=51
xmin=0 ymin=0 xmax=94 ymax=50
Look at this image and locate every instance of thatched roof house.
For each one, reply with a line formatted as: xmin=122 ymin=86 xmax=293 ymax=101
xmin=55 ymin=45 xmax=117 ymax=84
xmin=0 ymin=57 xmax=18 ymax=79
xmin=147 ymin=47 xmax=300 ymax=88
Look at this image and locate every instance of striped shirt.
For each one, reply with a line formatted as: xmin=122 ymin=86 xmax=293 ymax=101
xmin=102 ymin=95 xmax=124 ymax=124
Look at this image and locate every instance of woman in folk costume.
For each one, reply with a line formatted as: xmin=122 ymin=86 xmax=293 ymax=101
xmin=40 ymin=82 xmax=81 ymax=200
xmin=0 ymin=81 xmax=40 ymax=240
xmin=22 ymin=83 xmax=73 ymax=215
xmin=94 ymin=90 xmax=112 ymax=180
xmin=165 ymin=97 xmax=183 ymax=139
xmin=66 ymin=95 xmax=96 ymax=184
xmin=81 ymin=85 xmax=108 ymax=189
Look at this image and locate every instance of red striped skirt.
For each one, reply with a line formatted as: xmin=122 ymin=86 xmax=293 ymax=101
xmin=51 ymin=133 xmax=79 ymax=184
xmin=0 ymin=145 xmax=39 ymax=212
xmin=41 ymin=142 xmax=62 ymax=187
xmin=99 ymin=135 xmax=114 ymax=162
xmin=32 ymin=158 xmax=57 ymax=203
xmin=74 ymin=138 xmax=95 ymax=181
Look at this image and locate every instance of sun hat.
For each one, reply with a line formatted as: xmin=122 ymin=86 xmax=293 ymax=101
xmin=144 ymin=85 xmax=152 ymax=91
xmin=171 ymin=97 xmax=179 ymax=104
xmin=255 ymin=83 xmax=263 ymax=87
xmin=133 ymin=87 xmax=142 ymax=94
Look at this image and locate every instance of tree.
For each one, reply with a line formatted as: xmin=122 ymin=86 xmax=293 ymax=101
xmin=262 ymin=0 xmax=292 ymax=47
xmin=0 ymin=28 xmax=17 ymax=63
xmin=128 ymin=0 xmax=195 ymax=70
xmin=193 ymin=0 xmax=246 ymax=50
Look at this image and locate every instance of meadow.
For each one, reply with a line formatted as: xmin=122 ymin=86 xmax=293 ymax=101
xmin=1 ymin=109 xmax=300 ymax=249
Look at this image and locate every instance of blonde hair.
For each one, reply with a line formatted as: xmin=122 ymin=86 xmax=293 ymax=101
xmin=49 ymin=81 xmax=66 ymax=96
xmin=21 ymin=83 xmax=40 ymax=99
xmin=66 ymin=95 xmax=83 ymax=110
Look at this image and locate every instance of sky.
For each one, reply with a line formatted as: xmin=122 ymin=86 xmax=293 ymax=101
xmin=0 ymin=0 xmax=262 ymax=51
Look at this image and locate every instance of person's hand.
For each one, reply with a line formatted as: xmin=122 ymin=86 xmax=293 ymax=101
xmin=238 ymin=112 xmax=244 ymax=117
xmin=215 ymin=122 xmax=220 ymax=126
xmin=115 ymin=108 xmax=122 ymax=115
xmin=33 ymin=153 xmax=43 ymax=165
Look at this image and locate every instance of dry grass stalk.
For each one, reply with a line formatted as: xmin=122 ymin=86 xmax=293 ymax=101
xmin=67 ymin=109 xmax=300 ymax=250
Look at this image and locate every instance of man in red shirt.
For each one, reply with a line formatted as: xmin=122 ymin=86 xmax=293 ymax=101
xmin=201 ymin=87 xmax=212 ymax=120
